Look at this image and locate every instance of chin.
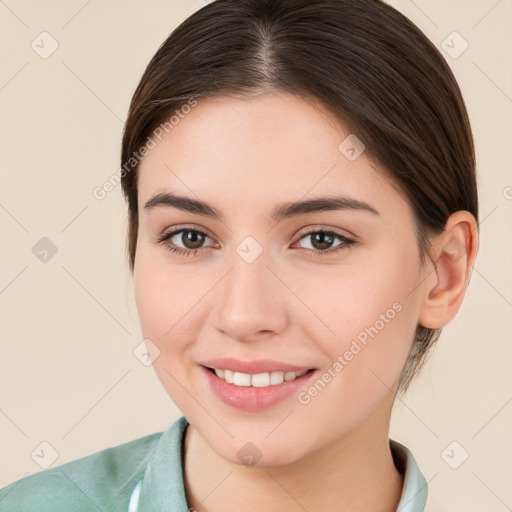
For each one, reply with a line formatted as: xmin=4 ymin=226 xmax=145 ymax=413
xmin=210 ymin=435 xmax=305 ymax=469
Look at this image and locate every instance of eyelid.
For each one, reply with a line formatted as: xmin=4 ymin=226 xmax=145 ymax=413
xmin=294 ymin=224 xmax=357 ymax=241
xmin=156 ymin=224 xmax=215 ymax=240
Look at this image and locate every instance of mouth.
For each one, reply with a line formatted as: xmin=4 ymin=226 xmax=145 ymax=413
xmin=202 ymin=365 xmax=315 ymax=388
xmin=199 ymin=363 xmax=317 ymax=412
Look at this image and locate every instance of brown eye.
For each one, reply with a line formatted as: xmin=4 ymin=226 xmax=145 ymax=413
xmin=296 ymin=230 xmax=355 ymax=255
xmin=154 ymin=228 xmax=216 ymax=256
xmin=178 ymin=230 xmax=207 ymax=249
xmin=309 ymin=231 xmax=336 ymax=251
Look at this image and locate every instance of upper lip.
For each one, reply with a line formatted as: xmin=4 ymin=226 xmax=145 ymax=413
xmin=199 ymin=357 xmax=314 ymax=374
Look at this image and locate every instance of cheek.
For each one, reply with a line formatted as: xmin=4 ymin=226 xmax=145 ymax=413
xmin=289 ymin=274 xmax=415 ymax=436
xmin=134 ymin=251 xmax=200 ymax=349
xmin=296 ymin=251 xmax=418 ymax=389
xmin=133 ymin=253 xmax=205 ymax=410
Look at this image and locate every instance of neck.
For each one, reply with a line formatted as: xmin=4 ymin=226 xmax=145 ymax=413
xmin=183 ymin=397 xmax=403 ymax=512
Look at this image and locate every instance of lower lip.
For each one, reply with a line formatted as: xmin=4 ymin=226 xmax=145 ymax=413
xmin=200 ymin=365 xmax=316 ymax=412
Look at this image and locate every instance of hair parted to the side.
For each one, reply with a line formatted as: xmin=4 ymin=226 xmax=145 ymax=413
xmin=120 ymin=0 xmax=479 ymax=397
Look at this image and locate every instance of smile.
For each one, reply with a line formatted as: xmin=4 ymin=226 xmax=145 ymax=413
xmin=207 ymin=367 xmax=309 ymax=387
xmin=200 ymin=364 xmax=317 ymax=411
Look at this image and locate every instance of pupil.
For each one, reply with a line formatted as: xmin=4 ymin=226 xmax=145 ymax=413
xmin=184 ymin=231 xmax=204 ymax=249
xmin=313 ymin=232 xmax=333 ymax=250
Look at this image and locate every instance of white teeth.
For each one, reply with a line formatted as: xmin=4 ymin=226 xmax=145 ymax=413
xmin=251 ymin=373 xmax=270 ymax=387
xmin=270 ymin=371 xmax=284 ymax=385
xmin=211 ymin=367 xmax=309 ymax=387
xmin=233 ymin=372 xmax=251 ymax=386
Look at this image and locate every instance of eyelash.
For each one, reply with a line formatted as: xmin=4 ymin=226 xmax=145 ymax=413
xmin=153 ymin=226 xmax=356 ymax=258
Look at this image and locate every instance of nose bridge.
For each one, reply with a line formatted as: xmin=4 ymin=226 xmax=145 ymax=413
xmin=214 ymin=242 xmax=287 ymax=340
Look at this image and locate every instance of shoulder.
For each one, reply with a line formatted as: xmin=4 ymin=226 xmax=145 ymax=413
xmin=0 ymin=431 xmax=163 ymax=512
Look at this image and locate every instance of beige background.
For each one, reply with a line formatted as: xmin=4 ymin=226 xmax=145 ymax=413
xmin=0 ymin=0 xmax=511 ymax=509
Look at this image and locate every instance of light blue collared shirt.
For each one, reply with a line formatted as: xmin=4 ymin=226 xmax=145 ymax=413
xmin=0 ymin=416 xmax=428 ymax=511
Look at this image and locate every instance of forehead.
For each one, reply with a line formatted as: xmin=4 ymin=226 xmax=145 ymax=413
xmin=137 ymin=93 xmax=403 ymax=219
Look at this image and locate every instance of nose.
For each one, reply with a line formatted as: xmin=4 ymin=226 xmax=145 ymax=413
xmin=213 ymin=251 xmax=289 ymax=342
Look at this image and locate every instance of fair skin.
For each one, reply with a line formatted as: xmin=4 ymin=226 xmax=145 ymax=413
xmin=134 ymin=92 xmax=478 ymax=512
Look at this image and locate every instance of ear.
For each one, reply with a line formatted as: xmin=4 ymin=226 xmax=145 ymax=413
xmin=418 ymin=210 xmax=479 ymax=329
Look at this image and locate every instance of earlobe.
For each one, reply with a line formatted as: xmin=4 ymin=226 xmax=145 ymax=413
xmin=418 ymin=211 xmax=479 ymax=329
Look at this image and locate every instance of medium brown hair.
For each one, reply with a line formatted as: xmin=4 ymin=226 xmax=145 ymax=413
xmin=120 ymin=0 xmax=479 ymax=396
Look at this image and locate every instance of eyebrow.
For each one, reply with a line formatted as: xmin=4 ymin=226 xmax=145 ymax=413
xmin=143 ymin=191 xmax=380 ymax=221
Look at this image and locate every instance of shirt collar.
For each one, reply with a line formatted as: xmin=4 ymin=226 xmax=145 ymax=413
xmin=134 ymin=416 xmax=428 ymax=511
xmin=390 ymin=438 xmax=429 ymax=511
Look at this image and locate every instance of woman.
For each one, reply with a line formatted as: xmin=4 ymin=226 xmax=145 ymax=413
xmin=0 ymin=0 xmax=479 ymax=510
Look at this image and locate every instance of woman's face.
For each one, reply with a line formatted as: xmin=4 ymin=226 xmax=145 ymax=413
xmin=134 ymin=92 xmax=428 ymax=465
